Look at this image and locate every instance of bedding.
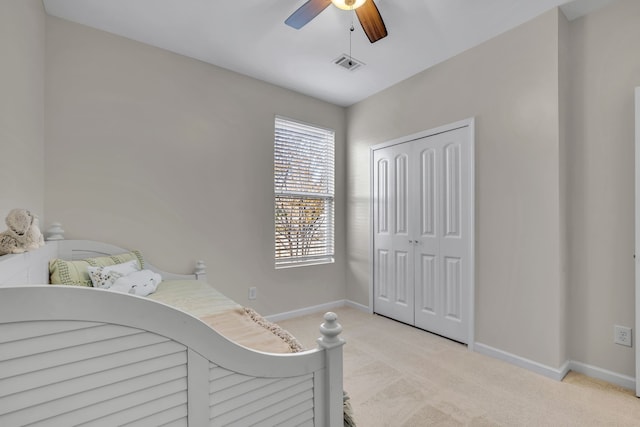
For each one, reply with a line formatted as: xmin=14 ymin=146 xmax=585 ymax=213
xmin=50 ymin=254 xmax=304 ymax=354
xmin=148 ymin=280 xmax=303 ymax=353
xmin=87 ymin=259 xmax=140 ymax=288
xmin=148 ymin=279 xmax=238 ymax=316
xmin=109 ymin=269 xmax=162 ymax=296
xmin=49 ymin=250 xmax=144 ymax=286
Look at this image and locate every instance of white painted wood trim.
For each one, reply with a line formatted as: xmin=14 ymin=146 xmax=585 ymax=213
xmin=368 ymin=118 xmax=476 ymax=345
xmin=44 ymin=222 xmax=65 ymax=241
xmin=317 ymin=313 xmax=346 ymax=427
xmin=369 ymin=144 xmax=376 ymax=314
xmin=467 ymin=118 xmax=476 ymax=350
xmin=323 ymin=345 xmax=344 ymax=426
xmin=569 ymin=360 xmax=635 ymax=391
xmin=635 ymin=86 xmax=640 ymax=397
xmin=370 ymin=118 xmax=475 ymax=152
xmin=473 ymin=346 xmax=640 ymax=391
xmin=313 ymin=371 xmax=326 ymax=426
xmin=0 ymin=241 xmax=59 ymax=286
xmin=474 ymin=342 xmax=570 ymax=381
xmin=265 ymin=300 xmax=348 ymax=323
xmin=265 ymin=299 xmax=370 ymax=323
xmin=345 ymin=299 xmax=370 ymax=313
xmin=187 ymin=349 xmax=210 ymax=426
xmin=0 ymin=286 xmax=326 ymax=377
xmin=0 ymin=286 xmax=344 ymax=425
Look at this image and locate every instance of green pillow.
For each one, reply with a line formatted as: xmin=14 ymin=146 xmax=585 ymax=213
xmin=49 ymin=250 xmax=144 ymax=286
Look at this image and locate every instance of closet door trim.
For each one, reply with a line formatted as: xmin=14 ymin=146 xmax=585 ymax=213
xmin=634 ymin=87 xmax=639 ymax=397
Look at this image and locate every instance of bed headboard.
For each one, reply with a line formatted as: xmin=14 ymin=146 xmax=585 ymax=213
xmin=0 ymin=240 xmax=207 ymax=286
xmin=0 ymin=242 xmax=57 ymax=286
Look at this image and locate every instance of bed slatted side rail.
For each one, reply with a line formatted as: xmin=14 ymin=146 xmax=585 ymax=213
xmin=0 ymin=321 xmax=189 ymax=426
xmin=208 ymin=365 xmax=315 ymax=426
xmin=0 ymin=286 xmax=344 ymax=426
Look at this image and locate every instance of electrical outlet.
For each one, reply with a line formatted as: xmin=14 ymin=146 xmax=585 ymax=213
xmin=248 ymin=287 xmax=257 ymax=300
xmin=614 ymin=325 xmax=632 ymax=347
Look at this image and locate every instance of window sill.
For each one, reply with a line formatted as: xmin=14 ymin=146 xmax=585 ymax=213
xmin=275 ymin=258 xmax=335 ymax=269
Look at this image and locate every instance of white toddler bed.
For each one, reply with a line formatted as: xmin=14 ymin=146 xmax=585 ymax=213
xmin=0 ymin=239 xmax=345 ymax=426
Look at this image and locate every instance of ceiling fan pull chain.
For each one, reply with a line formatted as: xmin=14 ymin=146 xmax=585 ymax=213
xmin=349 ymin=12 xmax=355 ymax=66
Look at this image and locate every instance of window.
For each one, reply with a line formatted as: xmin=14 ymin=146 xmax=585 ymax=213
xmin=274 ymin=116 xmax=335 ymax=268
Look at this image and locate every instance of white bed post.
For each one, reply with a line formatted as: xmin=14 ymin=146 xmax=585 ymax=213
xmin=317 ymin=312 xmax=345 ymax=426
xmin=45 ymin=222 xmax=65 ymax=241
xmin=194 ymin=260 xmax=207 ymax=281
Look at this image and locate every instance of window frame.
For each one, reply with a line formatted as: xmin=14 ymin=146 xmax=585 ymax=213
xmin=274 ymin=116 xmax=335 ymax=269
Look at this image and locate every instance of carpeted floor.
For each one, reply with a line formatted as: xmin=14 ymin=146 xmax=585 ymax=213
xmin=279 ymin=306 xmax=640 ymax=426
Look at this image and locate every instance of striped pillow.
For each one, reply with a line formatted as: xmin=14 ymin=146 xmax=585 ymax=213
xmin=49 ymin=251 xmax=144 ymax=286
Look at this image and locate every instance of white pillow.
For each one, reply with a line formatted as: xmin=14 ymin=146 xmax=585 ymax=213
xmin=87 ymin=260 xmax=140 ymax=289
xmin=110 ymin=269 xmax=162 ymax=297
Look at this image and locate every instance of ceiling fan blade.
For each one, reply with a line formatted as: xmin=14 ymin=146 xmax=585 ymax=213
xmin=355 ymin=0 xmax=388 ymax=43
xmin=285 ymin=0 xmax=332 ymax=29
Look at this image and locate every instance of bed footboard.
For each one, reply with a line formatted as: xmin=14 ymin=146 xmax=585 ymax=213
xmin=0 ymin=286 xmax=345 ymax=426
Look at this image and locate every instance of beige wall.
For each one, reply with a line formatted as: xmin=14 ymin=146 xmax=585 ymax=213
xmin=347 ymin=9 xmax=568 ymax=368
xmin=567 ymin=0 xmax=640 ymax=378
xmin=44 ymin=17 xmax=347 ymax=315
xmin=0 ymin=0 xmax=45 ymax=220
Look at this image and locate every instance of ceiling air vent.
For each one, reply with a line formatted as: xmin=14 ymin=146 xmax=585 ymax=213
xmin=334 ymin=54 xmax=365 ymax=71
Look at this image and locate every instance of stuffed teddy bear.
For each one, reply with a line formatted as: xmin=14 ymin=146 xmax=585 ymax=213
xmin=0 ymin=209 xmax=45 ymax=256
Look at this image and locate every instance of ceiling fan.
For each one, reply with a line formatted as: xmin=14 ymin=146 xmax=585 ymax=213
xmin=285 ymin=0 xmax=388 ymax=44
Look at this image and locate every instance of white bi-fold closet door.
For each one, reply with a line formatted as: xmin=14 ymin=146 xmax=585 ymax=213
xmin=372 ymin=123 xmax=473 ymax=344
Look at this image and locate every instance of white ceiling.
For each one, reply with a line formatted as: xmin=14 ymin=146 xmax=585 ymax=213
xmin=42 ymin=0 xmax=616 ymax=107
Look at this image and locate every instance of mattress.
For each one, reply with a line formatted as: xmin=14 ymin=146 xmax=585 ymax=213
xmin=148 ymin=280 xmax=240 ymax=317
xmin=147 ymin=280 xmax=303 ymax=354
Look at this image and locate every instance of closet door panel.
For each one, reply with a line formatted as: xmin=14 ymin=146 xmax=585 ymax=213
xmin=395 ymin=154 xmax=409 ymax=235
xmin=373 ymin=146 xmax=414 ymax=325
xmin=375 ymin=249 xmax=390 ymax=301
xmin=443 ymin=143 xmax=461 ymax=238
xmin=394 ymin=250 xmax=411 ymax=305
xmin=414 ymin=128 xmax=470 ymax=343
xmin=444 ymin=256 xmax=462 ymax=321
xmin=415 ymin=146 xmax=439 ymax=320
xmin=417 ymin=254 xmax=436 ymax=315
xmin=419 ymin=148 xmax=436 ymax=238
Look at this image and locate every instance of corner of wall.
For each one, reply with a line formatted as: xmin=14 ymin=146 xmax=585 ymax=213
xmin=0 ymin=0 xmax=46 ymax=221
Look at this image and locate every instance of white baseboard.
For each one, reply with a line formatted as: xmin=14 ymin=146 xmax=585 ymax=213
xmin=265 ymin=299 xmax=370 ymax=323
xmin=265 ymin=300 xmax=347 ymax=323
xmin=474 ymin=343 xmax=637 ymax=390
xmin=568 ymin=360 xmax=636 ymax=390
xmin=474 ymin=342 xmax=570 ymax=381
xmin=345 ymin=299 xmax=370 ymax=313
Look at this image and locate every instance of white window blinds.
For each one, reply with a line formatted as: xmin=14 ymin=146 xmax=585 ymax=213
xmin=274 ymin=116 xmax=335 ymax=267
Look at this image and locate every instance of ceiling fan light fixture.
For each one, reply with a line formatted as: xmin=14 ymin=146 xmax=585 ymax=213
xmin=331 ymin=0 xmax=367 ymax=11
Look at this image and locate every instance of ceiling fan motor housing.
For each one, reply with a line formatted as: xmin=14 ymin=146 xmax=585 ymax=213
xmin=331 ymin=0 xmax=366 ymax=10
xmin=286 ymin=0 xmax=388 ymax=43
